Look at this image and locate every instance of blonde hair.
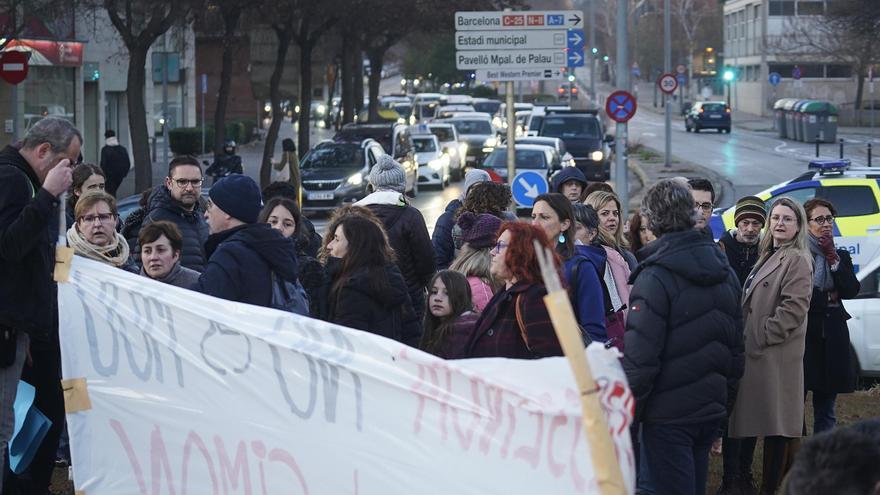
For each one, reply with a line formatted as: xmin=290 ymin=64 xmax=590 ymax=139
xmin=757 ymin=197 xmax=809 ymax=264
xmin=584 ymin=190 xmax=629 ymax=250
xmin=449 ymin=243 xmax=500 ymax=293
xmin=74 ymin=191 xmax=117 ymax=222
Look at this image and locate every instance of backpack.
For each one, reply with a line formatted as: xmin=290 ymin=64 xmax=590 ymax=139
xmin=270 ymin=272 xmax=310 ymax=316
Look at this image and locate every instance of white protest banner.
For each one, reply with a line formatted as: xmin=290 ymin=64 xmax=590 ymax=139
xmin=58 ymin=257 xmax=635 ymax=494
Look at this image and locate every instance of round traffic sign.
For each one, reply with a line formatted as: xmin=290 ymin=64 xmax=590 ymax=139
xmin=658 ymin=73 xmax=678 ymax=94
xmin=676 ymin=64 xmax=687 ymax=74
xmin=0 ymin=50 xmax=29 ymax=85
xmin=511 ymin=170 xmax=549 ymax=208
xmin=768 ymin=72 xmax=782 ymax=86
xmin=605 ymin=90 xmax=637 ymax=123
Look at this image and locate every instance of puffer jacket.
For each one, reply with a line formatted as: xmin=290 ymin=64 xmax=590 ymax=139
xmin=195 ymin=223 xmax=299 ymax=307
xmin=141 ymin=185 xmax=209 ymax=272
xmin=563 ymin=249 xmax=606 ymax=343
xmin=431 ymin=199 xmax=461 ymax=270
xmin=623 ymin=229 xmax=744 ymax=425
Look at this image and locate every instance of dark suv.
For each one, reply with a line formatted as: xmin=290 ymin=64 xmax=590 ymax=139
xmin=538 ymin=109 xmax=613 ymax=181
xmin=300 ymin=139 xmax=387 ymax=212
xmin=685 ymin=101 xmax=731 ymax=133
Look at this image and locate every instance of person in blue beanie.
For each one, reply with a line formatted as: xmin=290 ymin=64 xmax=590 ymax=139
xmin=196 ymin=174 xmax=298 ymax=307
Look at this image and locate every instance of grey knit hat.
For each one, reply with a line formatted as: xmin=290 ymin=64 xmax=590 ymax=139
xmin=369 ymin=155 xmax=407 ymax=192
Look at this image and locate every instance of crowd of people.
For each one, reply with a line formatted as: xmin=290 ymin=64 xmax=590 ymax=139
xmin=0 ymin=116 xmax=873 ymax=494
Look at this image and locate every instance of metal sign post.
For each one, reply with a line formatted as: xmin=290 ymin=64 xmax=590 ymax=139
xmin=615 ymin=0 xmax=630 ymax=212
xmin=506 ymin=81 xmax=516 ymax=182
xmin=201 ymin=74 xmax=207 ymax=156
xmin=663 ymin=0 xmax=672 ymax=168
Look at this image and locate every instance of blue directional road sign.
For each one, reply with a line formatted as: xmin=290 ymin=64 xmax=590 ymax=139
xmin=547 ymin=14 xmax=564 ymax=26
xmin=677 ymin=73 xmax=687 ymax=86
xmin=768 ymin=72 xmax=781 ymax=86
xmin=511 ymin=170 xmax=549 ymax=208
xmin=567 ymin=30 xmax=585 ymax=50
xmin=567 ymin=50 xmax=585 ymax=67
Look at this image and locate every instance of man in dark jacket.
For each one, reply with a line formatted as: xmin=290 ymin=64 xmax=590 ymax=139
xmin=196 ymin=175 xmax=298 ymax=307
xmin=0 ymin=116 xmax=80 ymax=491
xmin=141 ymin=156 xmax=210 ymax=272
xmin=550 ymin=166 xmax=588 ymax=203
xmin=717 ymin=195 xmax=765 ymax=286
xmin=99 ymin=129 xmax=131 ymax=197
xmin=356 ymin=155 xmax=436 ymax=320
xmin=432 ymin=169 xmax=490 ymax=269
xmin=623 ymin=178 xmax=744 ymax=495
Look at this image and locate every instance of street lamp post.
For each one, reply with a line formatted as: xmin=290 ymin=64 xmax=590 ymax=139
xmin=723 ymin=68 xmax=735 ymax=107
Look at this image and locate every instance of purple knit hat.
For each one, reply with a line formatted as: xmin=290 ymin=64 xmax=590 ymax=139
xmin=458 ymin=212 xmax=502 ymax=250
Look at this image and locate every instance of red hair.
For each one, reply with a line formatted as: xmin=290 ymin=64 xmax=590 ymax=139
xmin=498 ymin=221 xmax=561 ymax=285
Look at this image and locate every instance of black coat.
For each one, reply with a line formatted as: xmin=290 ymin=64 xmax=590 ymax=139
xmin=718 ymin=229 xmax=761 ymax=287
xmin=0 ymin=145 xmax=59 ymax=340
xmin=623 ymin=229 xmax=745 ymax=425
xmin=141 ymin=185 xmax=209 ymax=272
xmin=195 ymin=223 xmax=299 ymax=307
xmin=322 ymin=259 xmax=421 ymax=347
xmin=366 ymin=202 xmax=436 ymax=297
xmin=431 ymin=199 xmax=461 ymax=270
xmin=804 ymin=249 xmax=860 ymax=394
xmin=99 ymin=143 xmax=131 ymax=195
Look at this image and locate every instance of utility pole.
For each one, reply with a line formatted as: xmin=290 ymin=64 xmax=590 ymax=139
xmin=589 ymin=0 xmax=596 ymax=105
xmin=664 ymin=0 xmax=672 ymax=167
xmin=615 ymin=0 xmax=629 ymax=211
xmin=161 ymin=52 xmax=170 ymax=167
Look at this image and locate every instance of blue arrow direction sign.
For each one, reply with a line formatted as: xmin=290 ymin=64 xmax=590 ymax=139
xmin=512 ymin=170 xmax=549 ymax=207
xmin=769 ymin=72 xmax=781 ymax=86
xmin=566 ymin=30 xmax=585 ymax=50
xmin=567 ymin=50 xmax=585 ymax=67
xmin=677 ymin=73 xmax=687 ymax=85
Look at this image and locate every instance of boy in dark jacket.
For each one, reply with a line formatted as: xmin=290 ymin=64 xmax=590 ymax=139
xmin=197 ymin=175 xmax=298 ymax=307
xmin=623 ymin=179 xmax=744 ymax=495
xmin=356 ymin=155 xmax=435 ymax=320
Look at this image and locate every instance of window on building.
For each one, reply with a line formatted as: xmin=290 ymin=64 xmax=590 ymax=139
xmin=797 ymin=1 xmax=825 ymax=15
xmin=825 ymin=64 xmax=853 ymax=78
xmin=769 ymin=0 xmax=795 ymax=15
xmin=22 ymin=66 xmax=76 ymax=133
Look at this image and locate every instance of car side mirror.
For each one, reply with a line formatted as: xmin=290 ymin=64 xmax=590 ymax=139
xmin=603 ymin=134 xmax=615 ymax=143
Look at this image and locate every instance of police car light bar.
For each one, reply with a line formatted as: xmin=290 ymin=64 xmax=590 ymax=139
xmin=808 ymin=159 xmax=850 ymax=175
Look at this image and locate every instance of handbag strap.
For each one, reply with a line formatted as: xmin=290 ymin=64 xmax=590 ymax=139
xmin=514 ymin=294 xmax=532 ymax=352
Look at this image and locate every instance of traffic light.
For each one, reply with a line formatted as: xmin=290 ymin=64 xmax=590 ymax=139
xmin=591 ymin=47 xmax=598 ymax=55
xmin=722 ymin=68 xmax=735 ymax=82
xmin=602 ymin=55 xmax=609 ymax=62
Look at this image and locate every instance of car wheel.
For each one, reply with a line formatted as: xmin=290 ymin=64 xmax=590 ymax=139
xmin=694 ymin=125 xmax=700 ymax=133
xmin=717 ymin=128 xmax=723 ymax=133
xmin=685 ymin=124 xmax=691 ymax=132
xmin=725 ymin=127 xmax=732 ymax=134
xmin=451 ymin=167 xmax=462 ymax=181
xmin=411 ymin=175 xmax=419 ymax=198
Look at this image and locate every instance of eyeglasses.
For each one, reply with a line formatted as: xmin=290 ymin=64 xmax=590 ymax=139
xmin=79 ymin=213 xmax=116 ymax=224
xmin=171 ymin=178 xmax=204 ymax=188
xmin=810 ymin=215 xmax=834 ymax=225
xmin=770 ymin=215 xmax=797 ymax=225
xmin=492 ymin=241 xmax=509 ymax=253
xmin=694 ymin=202 xmax=714 ymax=211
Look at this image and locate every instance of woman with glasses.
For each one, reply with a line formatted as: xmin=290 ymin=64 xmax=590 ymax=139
xmin=66 ymin=163 xmax=105 ymax=228
xmin=449 ymin=212 xmax=502 ymax=312
xmin=729 ymin=197 xmax=813 ymax=495
xmin=464 ymin=222 xmax=563 ymax=359
xmin=802 ymin=198 xmax=860 ymax=435
xmin=67 ymin=191 xmax=137 ymax=272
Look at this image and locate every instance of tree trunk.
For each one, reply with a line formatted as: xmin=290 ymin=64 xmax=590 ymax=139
xmin=353 ymin=49 xmax=364 ymax=117
xmin=325 ymin=62 xmax=337 ymax=131
xmin=367 ymin=50 xmax=384 ymax=122
xmin=297 ymin=42 xmax=313 ymax=160
xmin=127 ymin=45 xmax=152 ymax=193
xmin=341 ymin=33 xmax=355 ymax=126
xmin=260 ymin=30 xmax=291 ymax=188
xmin=213 ymin=8 xmax=242 ymax=156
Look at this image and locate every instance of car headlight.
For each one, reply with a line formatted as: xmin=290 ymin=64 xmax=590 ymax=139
xmin=591 ymin=151 xmax=604 ymax=161
xmin=483 ymin=137 xmax=498 ymax=148
xmin=397 ymin=118 xmax=406 ymax=124
xmin=445 ymin=146 xmax=457 ymax=158
xmin=317 ymin=104 xmax=326 ymax=115
xmin=346 ymin=173 xmax=363 ymax=186
xmin=429 ymin=155 xmax=449 ymax=170
xmin=409 ymin=115 xmax=416 ymax=125
xmin=459 ymin=142 xmax=468 ymax=156
xmin=492 ymin=117 xmax=503 ymax=128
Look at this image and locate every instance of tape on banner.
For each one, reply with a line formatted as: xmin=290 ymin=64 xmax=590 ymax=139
xmin=75 ymin=491 xmax=85 ymax=495
xmin=54 ymin=246 xmax=74 ymax=283
xmin=62 ymin=378 xmax=92 ymax=413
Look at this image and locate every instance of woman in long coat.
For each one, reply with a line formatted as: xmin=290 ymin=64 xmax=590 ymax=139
xmin=729 ymin=197 xmax=813 ymax=495
xmin=802 ymin=198 xmax=860 ymax=434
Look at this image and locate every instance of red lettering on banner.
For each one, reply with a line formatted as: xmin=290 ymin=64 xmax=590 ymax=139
xmin=546 ymin=414 xmax=569 ymax=478
xmin=527 ymin=15 xmax=544 ymax=25
xmin=182 ymin=431 xmax=219 ymax=495
xmin=512 ymin=402 xmax=544 ymax=469
xmin=214 ymin=437 xmax=252 ymax=495
xmin=503 ymin=15 xmax=524 ymax=26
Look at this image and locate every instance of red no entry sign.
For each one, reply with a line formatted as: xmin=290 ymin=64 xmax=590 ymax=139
xmin=0 ymin=51 xmax=29 ymax=85
xmin=605 ymin=90 xmax=637 ymax=123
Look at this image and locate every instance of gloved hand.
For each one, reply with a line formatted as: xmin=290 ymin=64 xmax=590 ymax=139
xmin=818 ymin=233 xmax=839 ymax=265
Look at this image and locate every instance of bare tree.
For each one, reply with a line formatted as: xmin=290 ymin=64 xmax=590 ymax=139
xmin=257 ymin=1 xmax=295 ymax=188
xmin=671 ymin=0 xmax=718 ymax=97
xmin=780 ymin=0 xmax=880 ymax=121
xmin=100 ymin=0 xmax=197 ymax=192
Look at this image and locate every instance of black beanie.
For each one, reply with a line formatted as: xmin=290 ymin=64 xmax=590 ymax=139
xmin=209 ymin=175 xmax=263 ymax=224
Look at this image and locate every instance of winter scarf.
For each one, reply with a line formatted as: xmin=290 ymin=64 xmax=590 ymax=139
xmin=67 ymin=226 xmax=131 ymax=267
xmin=808 ymin=234 xmax=835 ymax=291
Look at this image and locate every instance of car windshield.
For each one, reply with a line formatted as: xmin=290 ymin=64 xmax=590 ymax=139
xmin=429 ymin=127 xmax=454 ymax=142
xmin=418 ymin=104 xmax=436 ymax=118
xmin=540 ymin=117 xmax=600 ymax=139
xmin=451 ymin=120 xmax=493 ymax=135
xmin=391 ymin=104 xmax=411 ymax=115
xmin=412 ymin=138 xmax=437 ymax=152
xmin=473 ymin=101 xmax=502 ymax=114
xmin=529 ymin=116 xmax=544 ymax=130
xmin=484 ymin=149 xmax=547 ymax=169
xmin=517 ymin=139 xmax=554 ymax=149
xmin=702 ymin=103 xmax=727 ymax=112
xmin=302 ymin=144 xmax=364 ymax=169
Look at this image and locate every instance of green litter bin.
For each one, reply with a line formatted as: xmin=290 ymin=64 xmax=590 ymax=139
xmin=800 ymin=101 xmax=839 ymax=143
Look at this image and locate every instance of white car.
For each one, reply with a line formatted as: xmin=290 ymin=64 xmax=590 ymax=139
xmin=411 ymin=134 xmax=450 ymax=189
xmin=434 ymin=105 xmax=476 ymax=120
xmin=847 ymin=254 xmax=880 ymax=378
xmin=426 ymin=123 xmax=465 ymax=181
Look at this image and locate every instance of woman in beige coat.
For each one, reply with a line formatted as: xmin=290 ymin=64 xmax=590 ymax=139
xmin=728 ymin=197 xmax=813 ymax=495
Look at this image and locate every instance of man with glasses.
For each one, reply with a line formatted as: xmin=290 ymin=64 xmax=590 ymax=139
xmin=0 ymin=117 xmax=81 ymax=493
xmin=688 ymin=177 xmax=716 ymax=234
xmin=140 ymin=155 xmax=209 ymax=272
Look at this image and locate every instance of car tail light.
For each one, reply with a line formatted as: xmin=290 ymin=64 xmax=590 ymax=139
xmin=557 ymin=87 xmax=565 ymax=94
xmin=725 ymin=107 xmax=731 ymax=113
xmin=699 ymin=108 xmax=705 ymax=113
xmin=572 ymin=87 xmax=578 ymax=93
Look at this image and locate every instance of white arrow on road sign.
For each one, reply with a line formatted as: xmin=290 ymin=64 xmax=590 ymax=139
xmin=568 ymin=31 xmax=583 ymax=47
xmin=475 ymin=68 xmax=565 ymax=81
xmin=518 ymin=177 xmax=540 ymax=199
xmin=568 ymin=51 xmax=583 ymax=65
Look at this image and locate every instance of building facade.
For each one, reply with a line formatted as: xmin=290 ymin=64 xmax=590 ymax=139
xmin=722 ymin=0 xmax=860 ymax=117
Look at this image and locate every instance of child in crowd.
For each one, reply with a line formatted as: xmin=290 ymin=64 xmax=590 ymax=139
xmin=419 ymin=270 xmax=479 ymax=359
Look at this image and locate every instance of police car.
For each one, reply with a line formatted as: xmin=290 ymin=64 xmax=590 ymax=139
xmin=710 ymin=160 xmax=880 ymax=273
xmin=849 ymin=254 xmax=880 ymax=377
